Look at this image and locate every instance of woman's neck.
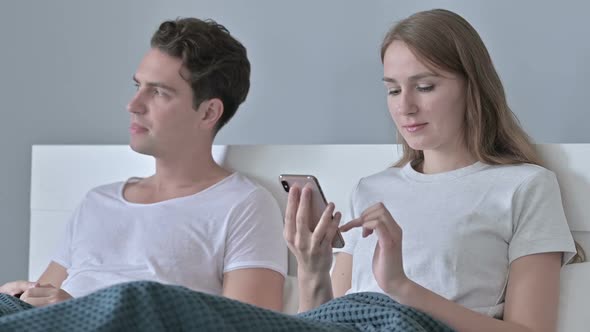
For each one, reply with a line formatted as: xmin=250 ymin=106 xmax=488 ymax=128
xmin=419 ymin=148 xmax=477 ymax=174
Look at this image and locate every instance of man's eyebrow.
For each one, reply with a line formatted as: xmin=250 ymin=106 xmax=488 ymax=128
xmin=382 ymin=72 xmax=439 ymax=83
xmin=132 ymin=75 xmax=178 ymax=93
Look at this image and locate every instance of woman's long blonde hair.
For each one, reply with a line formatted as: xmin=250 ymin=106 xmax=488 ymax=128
xmin=381 ymin=9 xmax=541 ymax=167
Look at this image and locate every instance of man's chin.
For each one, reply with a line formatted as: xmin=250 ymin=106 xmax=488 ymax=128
xmin=129 ymin=143 xmax=154 ymax=157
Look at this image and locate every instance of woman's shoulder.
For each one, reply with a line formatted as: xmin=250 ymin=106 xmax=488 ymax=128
xmin=482 ymin=163 xmax=556 ymax=185
xmin=351 ymin=162 xmax=557 ymax=197
xmin=347 ymin=166 xmax=407 ymax=200
xmin=357 ymin=165 xmax=405 ymax=186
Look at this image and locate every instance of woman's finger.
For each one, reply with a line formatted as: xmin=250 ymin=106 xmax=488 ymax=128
xmin=295 ymin=184 xmax=313 ymax=238
xmin=360 ymin=204 xmax=400 ymax=231
xmin=360 ymin=202 xmax=386 ymax=219
xmin=359 ymin=216 xmax=401 ymax=248
xmin=323 ymin=211 xmax=342 ymax=247
xmin=283 ymin=184 xmax=300 ymax=244
xmin=311 ymin=202 xmax=336 ymax=245
xmin=339 ymin=217 xmax=364 ymax=232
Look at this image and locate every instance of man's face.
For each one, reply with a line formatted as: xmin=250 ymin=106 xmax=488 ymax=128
xmin=127 ymin=48 xmax=206 ymax=158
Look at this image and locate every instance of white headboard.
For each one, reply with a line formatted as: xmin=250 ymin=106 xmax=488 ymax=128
xmin=30 ymin=144 xmax=590 ymax=281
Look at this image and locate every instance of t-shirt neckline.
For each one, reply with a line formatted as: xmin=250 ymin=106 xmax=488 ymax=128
xmin=401 ymin=160 xmax=487 ymax=183
xmin=118 ymin=172 xmax=237 ymax=206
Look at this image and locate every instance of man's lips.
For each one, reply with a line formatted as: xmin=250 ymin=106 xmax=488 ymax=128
xmin=130 ymin=123 xmax=148 ymax=134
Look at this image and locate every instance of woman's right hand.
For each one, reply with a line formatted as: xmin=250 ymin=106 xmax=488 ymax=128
xmin=284 ymin=183 xmax=342 ymax=311
xmin=283 ymin=183 xmax=342 ymax=277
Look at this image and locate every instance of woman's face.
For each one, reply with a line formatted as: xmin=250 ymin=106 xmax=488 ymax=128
xmin=382 ymin=41 xmax=467 ymax=154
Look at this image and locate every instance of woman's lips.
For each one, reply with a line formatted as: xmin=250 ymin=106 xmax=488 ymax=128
xmin=403 ymin=123 xmax=427 ymax=133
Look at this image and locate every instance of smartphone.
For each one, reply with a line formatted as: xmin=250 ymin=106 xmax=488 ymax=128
xmin=279 ymin=174 xmax=345 ymax=248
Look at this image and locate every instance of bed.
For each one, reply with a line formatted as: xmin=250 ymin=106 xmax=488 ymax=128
xmin=29 ymin=144 xmax=590 ymax=331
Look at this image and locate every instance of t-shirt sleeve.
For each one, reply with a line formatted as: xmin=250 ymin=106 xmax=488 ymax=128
xmin=223 ymin=187 xmax=288 ymax=276
xmin=509 ymin=168 xmax=576 ymax=265
xmin=333 ymin=180 xmax=362 ymax=256
xmin=51 ymin=203 xmax=83 ymax=269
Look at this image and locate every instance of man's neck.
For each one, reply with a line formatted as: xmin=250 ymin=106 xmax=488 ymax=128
xmin=152 ymin=152 xmax=229 ymax=190
xmin=124 ymin=148 xmax=231 ymax=204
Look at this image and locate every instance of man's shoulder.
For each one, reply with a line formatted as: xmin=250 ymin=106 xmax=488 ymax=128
xmin=218 ymin=173 xmax=279 ymax=209
xmin=83 ymin=180 xmax=128 ymax=200
xmin=217 ymin=173 xmax=264 ymax=195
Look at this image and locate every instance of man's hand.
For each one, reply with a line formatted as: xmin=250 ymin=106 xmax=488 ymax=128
xmin=0 ymin=280 xmax=37 ymax=297
xmin=20 ymin=284 xmax=73 ymax=307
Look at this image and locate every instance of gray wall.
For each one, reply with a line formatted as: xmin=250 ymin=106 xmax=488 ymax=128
xmin=1 ymin=0 xmax=589 ymax=283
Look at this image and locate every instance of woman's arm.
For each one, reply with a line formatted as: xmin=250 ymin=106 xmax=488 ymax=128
xmin=341 ymin=202 xmax=562 ymax=332
xmin=299 ymin=251 xmax=353 ymax=311
xmin=392 ymin=252 xmax=561 ymax=332
xmin=297 ymin=269 xmax=333 ymax=312
xmin=331 ymin=252 xmax=352 ymax=297
xmin=283 ymin=184 xmax=343 ymax=312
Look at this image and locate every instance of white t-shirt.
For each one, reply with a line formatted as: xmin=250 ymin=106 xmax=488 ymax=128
xmin=52 ymin=172 xmax=288 ymax=298
xmin=335 ymin=161 xmax=576 ymax=318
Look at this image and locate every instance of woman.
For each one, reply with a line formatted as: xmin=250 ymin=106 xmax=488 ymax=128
xmin=286 ymin=8 xmax=576 ymax=332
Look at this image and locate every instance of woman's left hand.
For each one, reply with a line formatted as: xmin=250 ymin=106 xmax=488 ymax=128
xmin=340 ymin=202 xmax=410 ymax=297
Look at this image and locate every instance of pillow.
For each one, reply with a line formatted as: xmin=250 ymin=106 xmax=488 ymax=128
xmin=557 ymin=262 xmax=590 ymax=332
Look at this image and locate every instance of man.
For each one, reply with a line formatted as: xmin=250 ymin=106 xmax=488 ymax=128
xmin=0 ymin=18 xmax=287 ymax=311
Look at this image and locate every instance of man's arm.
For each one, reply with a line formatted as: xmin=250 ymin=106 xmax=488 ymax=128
xmin=222 ymin=268 xmax=284 ymax=311
xmin=37 ymin=261 xmax=68 ymax=288
xmin=19 ymin=262 xmax=72 ymax=307
xmin=0 ymin=261 xmax=69 ymax=303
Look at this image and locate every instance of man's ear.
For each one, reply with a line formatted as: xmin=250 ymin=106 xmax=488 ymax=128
xmin=198 ymin=98 xmax=224 ymax=130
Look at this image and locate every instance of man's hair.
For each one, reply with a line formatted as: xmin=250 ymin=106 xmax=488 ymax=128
xmin=151 ymin=18 xmax=250 ymax=133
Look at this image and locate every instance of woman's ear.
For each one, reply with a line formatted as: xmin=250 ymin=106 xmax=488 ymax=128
xmin=198 ymin=98 xmax=224 ymax=130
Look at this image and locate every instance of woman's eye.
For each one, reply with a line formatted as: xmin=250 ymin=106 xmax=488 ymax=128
xmin=388 ymin=88 xmax=401 ymax=96
xmin=417 ymin=85 xmax=434 ymax=92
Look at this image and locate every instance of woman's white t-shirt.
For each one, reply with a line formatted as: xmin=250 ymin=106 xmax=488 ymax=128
xmin=335 ymin=161 xmax=576 ymax=318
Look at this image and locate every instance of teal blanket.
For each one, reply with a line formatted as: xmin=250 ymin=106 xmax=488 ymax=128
xmin=0 ymin=281 xmax=453 ymax=331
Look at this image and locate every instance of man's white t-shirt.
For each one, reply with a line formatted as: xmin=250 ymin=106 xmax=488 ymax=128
xmin=53 ymin=172 xmax=288 ymax=298
xmin=335 ymin=161 xmax=576 ymax=318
